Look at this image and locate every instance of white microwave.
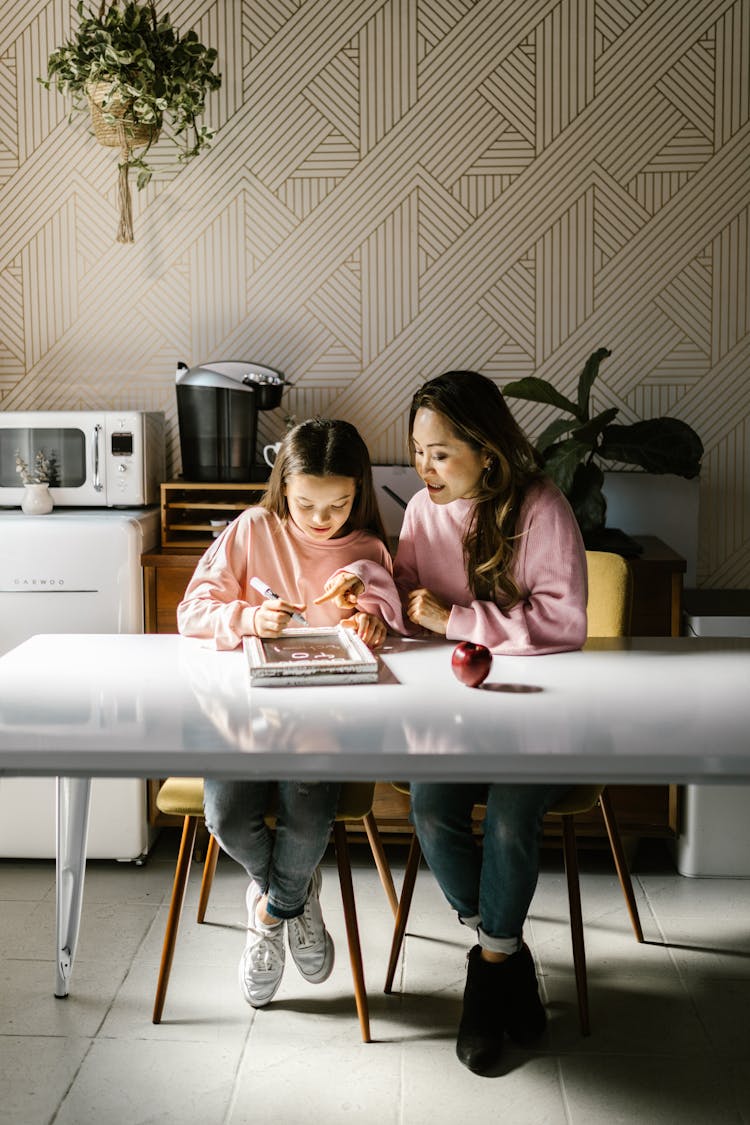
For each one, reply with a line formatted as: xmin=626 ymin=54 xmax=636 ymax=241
xmin=0 ymin=411 xmax=165 ymax=507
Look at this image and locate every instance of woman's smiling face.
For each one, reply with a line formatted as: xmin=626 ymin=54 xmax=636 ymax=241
xmin=284 ymin=473 xmax=357 ymax=539
xmin=411 ymin=408 xmax=488 ymax=504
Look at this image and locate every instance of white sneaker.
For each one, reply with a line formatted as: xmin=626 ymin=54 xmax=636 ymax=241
xmin=287 ymin=867 xmax=335 ymax=984
xmin=238 ymin=881 xmax=285 ymax=1007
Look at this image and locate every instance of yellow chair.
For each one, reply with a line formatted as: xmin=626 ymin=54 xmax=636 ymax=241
xmin=153 ymin=778 xmax=398 ymax=1042
xmin=384 ymin=550 xmax=644 ymax=1036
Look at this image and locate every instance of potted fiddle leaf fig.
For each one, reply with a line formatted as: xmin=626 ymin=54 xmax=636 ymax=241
xmin=504 ymin=347 xmax=703 ymax=549
xmin=40 ymin=0 xmax=221 ymax=243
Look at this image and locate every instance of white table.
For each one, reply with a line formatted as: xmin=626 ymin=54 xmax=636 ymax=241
xmin=1 ymin=632 xmax=749 ymax=999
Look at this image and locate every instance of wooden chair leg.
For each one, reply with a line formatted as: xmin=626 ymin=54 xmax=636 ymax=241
xmin=333 ymin=820 xmax=371 ymax=1043
xmin=561 ymin=814 xmax=590 ymax=1036
xmin=598 ymin=788 xmax=644 ymax=943
xmin=384 ymin=834 xmax=422 ymax=994
xmin=153 ymin=814 xmax=199 ymax=1024
xmin=196 ymin=833 xmax=219 ymax=924
xmin=362 ymin=810 xmax=399 ymax=918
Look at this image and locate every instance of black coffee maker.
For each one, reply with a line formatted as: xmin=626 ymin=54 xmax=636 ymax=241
xmin=176 ymin=360 xmax=289 ymax=482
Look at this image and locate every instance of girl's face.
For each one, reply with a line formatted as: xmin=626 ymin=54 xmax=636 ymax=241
xmin=411 ymin=407 xmax=489 ymax=504
xmin=284 ymin=474 xmax=357 ymax=540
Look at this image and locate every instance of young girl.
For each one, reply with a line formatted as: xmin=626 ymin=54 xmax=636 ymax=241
xmin=177 ymin=418 xmax=392 ymax=1009
xmin=320 ymin=371 xmax=587 ymax=1074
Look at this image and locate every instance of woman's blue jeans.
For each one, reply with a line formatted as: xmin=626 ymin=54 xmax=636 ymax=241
xmin=203 ymin=779 xmax=340 ymax=920
xmin=410 ymin=781 xmax=571 ymax=955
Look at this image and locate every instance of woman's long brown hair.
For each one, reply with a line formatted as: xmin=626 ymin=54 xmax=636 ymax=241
xmin=262 ymin=417 xmax=388 ymax=544
xmin=409 ymin=371 xmax=542 ymax=607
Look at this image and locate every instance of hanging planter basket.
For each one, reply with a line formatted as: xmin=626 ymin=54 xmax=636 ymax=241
xmin=40 ymin=1 xmax=221 ymax=245
xmin=87 ymin=81 xmax=159 ymax=149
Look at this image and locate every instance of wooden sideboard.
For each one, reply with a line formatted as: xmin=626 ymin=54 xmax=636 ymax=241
xmin=142 ymin=530 xmax=685 ymax=841
xmin=142 ymin=547 xmax=205 ymax=636
xmin=628 ymin=536 xmax=686 ymax=638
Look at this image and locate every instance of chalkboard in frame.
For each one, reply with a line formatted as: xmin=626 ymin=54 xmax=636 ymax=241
xmin=243 ymin=625 xmax=379 ymax=686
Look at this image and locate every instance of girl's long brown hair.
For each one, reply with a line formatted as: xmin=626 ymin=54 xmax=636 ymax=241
xmin=409 ymin=371 xmax=542 ymax=607
xmin=262 ymin=417 xmax=387 ymax=544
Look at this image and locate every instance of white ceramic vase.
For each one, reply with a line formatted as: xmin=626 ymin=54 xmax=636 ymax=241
xmin=21 ymin=482 xmax=54 ymax=515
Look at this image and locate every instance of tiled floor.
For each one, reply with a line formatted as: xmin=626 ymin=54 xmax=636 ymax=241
xmin=1 ymin=830 xmax=749 ymax=1125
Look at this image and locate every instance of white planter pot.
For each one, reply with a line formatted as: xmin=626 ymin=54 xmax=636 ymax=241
xmin=21 ymin=483 xmax=54 ymax=515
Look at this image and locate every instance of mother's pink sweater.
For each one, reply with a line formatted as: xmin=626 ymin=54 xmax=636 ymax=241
xmin=352 ymin=479 xmax=587 ymax=655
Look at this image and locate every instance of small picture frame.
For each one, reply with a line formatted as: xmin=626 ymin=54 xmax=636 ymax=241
xmin=243 ymin=625 xmax=379 ymax=686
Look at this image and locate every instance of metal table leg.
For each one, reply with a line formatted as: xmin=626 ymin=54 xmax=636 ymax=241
xmin=55 ymin=777 xmax=91 ymax=998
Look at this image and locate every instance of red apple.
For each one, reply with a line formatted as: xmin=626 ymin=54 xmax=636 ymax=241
xmin=451 ymin=641 xmax=492 ymax=687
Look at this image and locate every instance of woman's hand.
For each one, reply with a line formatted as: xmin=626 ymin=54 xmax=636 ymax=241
xmin=341 ymin=612 xmax=386 ymax=649
xmin=406 ymin=588 xmax=451 ymax=634
xmin=314 ymin=571 xmax=365 ymax=609
xmin=252 ymin=598 xmax=307 ymax=637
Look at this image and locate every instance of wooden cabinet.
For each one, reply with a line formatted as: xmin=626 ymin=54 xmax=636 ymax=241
xmin=143 ymin=530 xmax=685 ymax=840
xmin=143 ymin=548 xmax=203 ymax=635
xmin=629 ymin=535 xmax=685 ymax=637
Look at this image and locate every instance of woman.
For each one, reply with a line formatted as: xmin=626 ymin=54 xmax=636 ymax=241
xmin=321 ymin=371 xmax=587 ymax=1074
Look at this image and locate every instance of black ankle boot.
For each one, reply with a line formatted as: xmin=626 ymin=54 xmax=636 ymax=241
xmin=455 ymin=946 xmax=505 ymax=1075
xmin=500 ymin=944 xmax=546 ymax=1045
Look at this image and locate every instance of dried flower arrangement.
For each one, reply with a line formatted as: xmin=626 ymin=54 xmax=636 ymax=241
xmin=15 ymin=450 xmax=53 ymax=485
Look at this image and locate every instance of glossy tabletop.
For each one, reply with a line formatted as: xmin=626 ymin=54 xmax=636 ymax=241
xmin=1 ymin=633 xmax=749 ymax=785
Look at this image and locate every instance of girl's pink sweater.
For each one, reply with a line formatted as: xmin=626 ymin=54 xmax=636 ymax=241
xmin=350 ymin=479 xmax=587 ymax=655
xmin=177 ymin=506 xmax=393 ymax=650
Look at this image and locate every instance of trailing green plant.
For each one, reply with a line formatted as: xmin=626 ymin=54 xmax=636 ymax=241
xmin=40 ymin=0 xmax=221 ymax=240
xmin=504 ymin=348 xmax=703 ymax=534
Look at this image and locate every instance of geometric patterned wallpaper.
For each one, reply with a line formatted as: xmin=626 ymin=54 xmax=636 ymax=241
xmin=1 ymin=0 xmax=748 ymax=587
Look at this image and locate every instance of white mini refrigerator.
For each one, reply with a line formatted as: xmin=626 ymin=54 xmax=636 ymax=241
xmin=0 ymin=507 xmax=160 ymax=860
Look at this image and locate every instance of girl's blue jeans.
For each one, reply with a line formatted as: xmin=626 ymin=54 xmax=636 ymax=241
xmin=409 ymin=781 xmax=571 ymax=955
xmin=203 ymin=779 xmax=340 ymax=920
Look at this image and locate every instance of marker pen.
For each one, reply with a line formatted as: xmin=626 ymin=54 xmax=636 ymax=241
xmin=250 ymin=576 xmax=307 ymax=625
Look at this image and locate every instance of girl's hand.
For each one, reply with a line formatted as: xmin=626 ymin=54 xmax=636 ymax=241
xmin=406 ymin=588 xmax=450 ymax=634
xmin=341 ymin=612 xmax=386 ymax=649
xmin=314 ymin=571 xmax=365 ymax=609
xmin=253 ymin=598 xmax=307 ymax=637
